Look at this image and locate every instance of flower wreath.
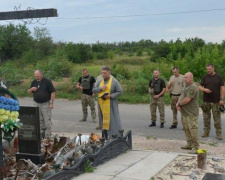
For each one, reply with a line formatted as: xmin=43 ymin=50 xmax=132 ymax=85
xmin=0 ymin=88 xmax=21 ymax=140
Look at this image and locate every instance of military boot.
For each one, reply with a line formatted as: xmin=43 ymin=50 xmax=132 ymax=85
xmin=149 ymin=122 xmax=156 ymax=127
xmin=181 ymin=145 xmax=192 ymax=150
xmin=160 ymin=123 xmax=164 ymax=128
xmin=201 ymin=132 xmax=209 ymax=138
xmin=169 ymin=125 xmax=177 ymax=129
xmin=217 ymin=134 xmax=223 ymax=140
xmin=79 ymin=118 xmax=86 ymax=122
xmin=188 ymin=147 xmax=198 ymax=154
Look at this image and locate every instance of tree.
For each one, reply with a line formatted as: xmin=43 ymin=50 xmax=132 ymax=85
xmin=32 ymin=27 xmax=55 ymax=58
xmin=0 ymin=24 xmax=32 ymax=60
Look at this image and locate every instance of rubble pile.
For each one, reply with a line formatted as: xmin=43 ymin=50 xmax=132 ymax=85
xmin=2 ymin=133 xmax=102 ymax=179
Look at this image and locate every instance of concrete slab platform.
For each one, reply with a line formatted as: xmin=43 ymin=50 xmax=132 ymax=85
xmin=117 ymin=151 xmax=178 ymax=180
xmin=72 ymin=150 xmax=178 ymax=180
xmin=74 ymin=174 xmax=113 ymax=180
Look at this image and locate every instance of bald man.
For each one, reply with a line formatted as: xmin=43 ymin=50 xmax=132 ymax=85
xmin=28 ymin=70 xmax=55 ymax=138
xmin=176 ymin=72 xmax=199 ymax=154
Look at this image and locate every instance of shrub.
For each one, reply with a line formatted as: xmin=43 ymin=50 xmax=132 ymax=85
xmin=36 ymin=58 xmax=73 ymax=80
xmin=111 ymin=65 xmax=131 ymax=80
xmin=0 ymin=62 xmax=23 ymax=85
xmin=107 ymin=50 xmax=114 ymax=59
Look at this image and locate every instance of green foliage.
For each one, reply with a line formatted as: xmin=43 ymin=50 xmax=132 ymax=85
xmin=65 ymin=43 xmax=92 ymax=63
xmin=111 ymin=65 xmax=131 ymax=80
xmin=0 ymin=62 xmax=23 ymax=85
xmin=107 ymin=50 xmax=114 ymax=59
xmin=0 ymin=24 xmax=32 ymax=60
xmin=1 ymin=24 xmax=225 ymax=104
xmin=84 ymin=160 xmax=96 ymax=173
xmin=136 ymin=49 xmax=143 ymax=56
xmin=36 ymin=57 xmax=73 ymax=80
xmin=21 ymin=49 xmax=40 ymax=65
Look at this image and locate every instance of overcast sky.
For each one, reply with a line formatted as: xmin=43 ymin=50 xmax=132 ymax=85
xmin=1 ymin=0 xmax=225 ymax=44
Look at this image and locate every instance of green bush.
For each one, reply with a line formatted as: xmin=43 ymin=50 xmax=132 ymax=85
xmin=136 ymin=49 xmax=143 ymax=56
xmin=111 ymin=65 xmax=131 ymax=80
xmin=107 ymin=50 xmax=114 ymax=59
xmin=36 ymin=58 xmax=73 ymax=80
xmin=0 ymin=62 xmax=23 ymax=85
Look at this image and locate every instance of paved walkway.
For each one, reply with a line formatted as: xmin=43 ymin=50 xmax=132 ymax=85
xmin=73 ymin=150 xmax=178 ymax=180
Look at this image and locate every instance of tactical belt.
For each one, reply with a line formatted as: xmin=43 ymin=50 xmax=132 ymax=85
xmin=170 ymin=93 xmax=181 ymax=96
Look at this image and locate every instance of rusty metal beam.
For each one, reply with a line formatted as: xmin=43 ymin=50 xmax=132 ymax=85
xmin=0 ymin=8 xmax=57 ymax=20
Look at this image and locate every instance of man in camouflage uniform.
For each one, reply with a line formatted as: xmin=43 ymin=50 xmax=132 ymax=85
xmin=199 ymin=64 xmax=224 ymax=140
xmin=149 ymin=70 xmax=166 ymax=128
xmin=176 ymin=72 xmax=199 ymax=154
xmin=76 ymin=68 xmax=96 ymax=122
xmin=168 ymin=67 xmax=185 ymax=129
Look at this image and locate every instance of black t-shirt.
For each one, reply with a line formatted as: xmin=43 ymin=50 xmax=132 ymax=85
xmin=30 ymin=77 xmax=56 ymax=103
xmin=149 ymin=78 xmax=166 ymax=96
xmin=200 ymin=73 xmax=224 ymax=103
xmin=78 ymin=75 xmax=96 ymax=96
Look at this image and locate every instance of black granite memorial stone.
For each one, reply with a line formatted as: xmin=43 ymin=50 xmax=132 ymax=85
xmin=16 ymin=106 xmax=45 ymax=165
xmin=0 ymin=129 xmax=3 ymax=168
xmin=202 ymin=173 xmax=225 ymax=180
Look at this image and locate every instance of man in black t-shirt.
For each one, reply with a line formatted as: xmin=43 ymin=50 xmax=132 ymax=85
xmin=199 ymin=64 xmax=225 ymax=140
xmin=76 ymin=68 xmax=96 ymax=122
xmin=28 ymin=70 xmax=55 ymax=138
xmin=148 ymin=70 xmax=166 ymax=128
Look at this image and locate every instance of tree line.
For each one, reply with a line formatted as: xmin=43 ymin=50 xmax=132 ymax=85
xmin=0 ymin=23 xmax=225 ymax=82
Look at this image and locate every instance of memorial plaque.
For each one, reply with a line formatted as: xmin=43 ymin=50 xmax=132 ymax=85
xmin=16 ymin=106 xmax=45 ymax=165
xmin=18 ymin=106 xmax=41 ymax=154
xmin=0 ymin=129 xmax=3 ymax=168
xmin=202 ymin=173 xmax=225 ymax=180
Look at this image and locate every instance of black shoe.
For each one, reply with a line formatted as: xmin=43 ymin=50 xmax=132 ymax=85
xmin=169 ymin=125 xmax=177 ymax=129
xmin=160 ymin=123 xmax=164 ymax=128
xmin=149 ymin=122 xmax=156 ymax=127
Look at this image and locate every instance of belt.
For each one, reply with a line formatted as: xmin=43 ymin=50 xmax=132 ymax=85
xmin=170 ymin=93 xmax=181 ymax=96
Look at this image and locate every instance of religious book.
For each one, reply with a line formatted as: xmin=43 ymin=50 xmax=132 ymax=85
xmin=98 ymin=93 xmax=109 ymax=100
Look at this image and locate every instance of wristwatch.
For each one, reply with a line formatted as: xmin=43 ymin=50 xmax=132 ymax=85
xmin=50 ymin=101 xmax=54 ymax=104
xmin=220 ymin=98 xmax=224 ymax=101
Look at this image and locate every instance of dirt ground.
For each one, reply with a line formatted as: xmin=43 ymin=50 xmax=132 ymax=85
xmin=132 ymin=135 xmax=225 ymax=180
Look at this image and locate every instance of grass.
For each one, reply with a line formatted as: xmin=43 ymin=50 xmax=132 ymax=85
xmin=199 ymin=140 xmax=218 ymax=147
xmin=145 ymin=136 xmax=157 ymax=140
xmin=1 ymin=53 xmax=203 ymax=104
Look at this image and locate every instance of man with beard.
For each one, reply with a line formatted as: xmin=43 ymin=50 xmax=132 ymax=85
xmin=92 ymin=66 xmax=122 ymax=139
xmin=148 ymin=70 xmax=166 ymax=128
xmin=168 ymin=67 xmax=185 ymax=129
xmin=199 ymin=64 xmax=224 ymax=140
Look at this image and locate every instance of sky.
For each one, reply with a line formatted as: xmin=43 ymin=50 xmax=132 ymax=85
xmin=1 ymin=0 xmax=225 ymax=44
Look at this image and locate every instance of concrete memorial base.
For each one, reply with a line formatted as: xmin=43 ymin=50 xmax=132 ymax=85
xmin=16 ymin=152 xmax=45 ymax=165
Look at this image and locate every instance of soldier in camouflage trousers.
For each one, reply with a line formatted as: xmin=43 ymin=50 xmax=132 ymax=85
xmin=148 ymin=70 xmax=166 ymax=128
xmin=201 ymin=102 xmax=221 ymax=135
xmin=176 ymin=72 xmax=199 ymax=154
xmin=77 ymin=68 xmax=96 ymax=122
xmin=168 ymin=67 xmax=185 ymax=129
xmin=199 ymin=64 xmax=224 ymax=140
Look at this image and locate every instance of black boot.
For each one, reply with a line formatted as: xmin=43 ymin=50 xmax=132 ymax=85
xmin=169 ymin=125 xmax=177 ymax=129
xmin=149 ymin=122 xmax=156 ymax=127
xmin=160 ymin=123 xmax=164 ymax=128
